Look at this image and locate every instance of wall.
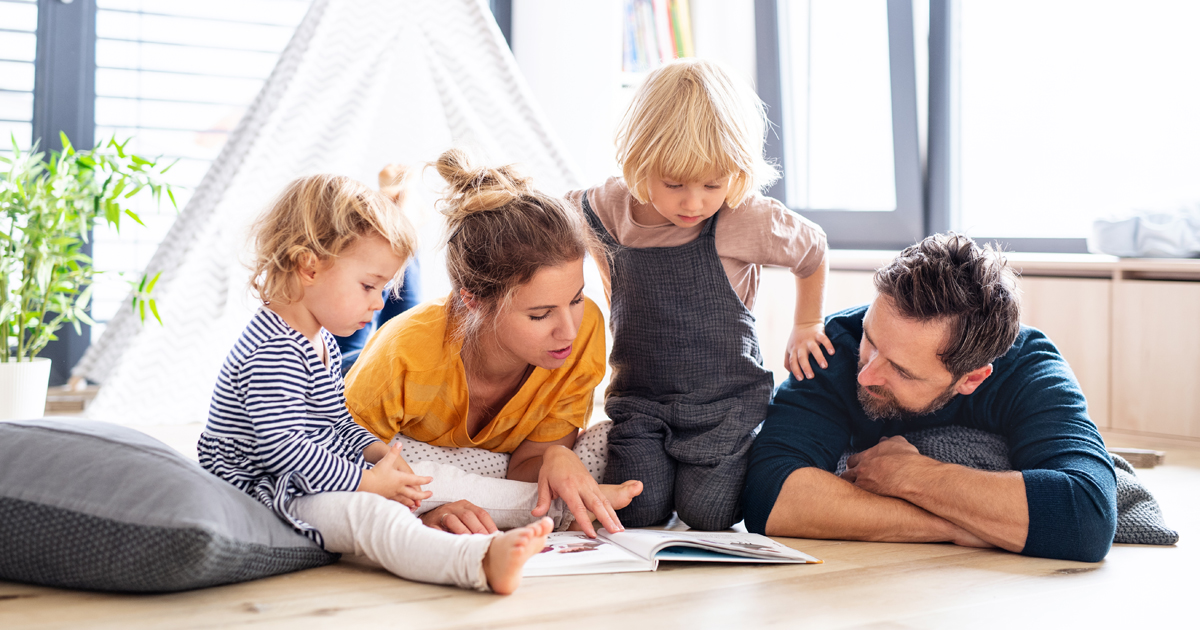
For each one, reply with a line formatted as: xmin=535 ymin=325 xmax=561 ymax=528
xmin=511 ymin=0 xmax=758 ymax=185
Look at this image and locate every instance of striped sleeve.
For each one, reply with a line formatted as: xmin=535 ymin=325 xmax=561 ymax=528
xmin=241 ymin=340 xmax=364 ymax=493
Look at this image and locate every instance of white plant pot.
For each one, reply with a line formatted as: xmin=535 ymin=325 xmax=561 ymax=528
xmin=0 ymin=357 xmax=52 ymax=420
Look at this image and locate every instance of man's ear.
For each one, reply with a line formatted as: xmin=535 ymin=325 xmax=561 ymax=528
xmin=955 ymin=363 xmax=993 ymax=396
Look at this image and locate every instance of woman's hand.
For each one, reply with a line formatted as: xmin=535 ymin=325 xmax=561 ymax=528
xmin=532 ymin=445 xmax=623 ymax=538
xmin=420 ymin=500 xmax=498 ymax=535
xmin=785 ymin=321 xmax=835 ymax=381
xmin=357 ymin=443 xmax=432 ymax=508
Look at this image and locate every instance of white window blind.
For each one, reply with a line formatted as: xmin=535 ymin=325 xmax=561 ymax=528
xmin=0 ymin=0 xmax=37 ymax=155
xmin=90 ymin=0 xmax=311 ymax=341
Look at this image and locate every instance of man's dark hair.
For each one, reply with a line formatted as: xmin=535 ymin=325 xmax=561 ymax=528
xmin=873 ymin=232 xmax=1021 ymax=378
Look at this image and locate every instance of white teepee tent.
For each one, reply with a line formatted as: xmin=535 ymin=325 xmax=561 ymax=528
xmin=74 ymin=0 xmax=582 ymax=424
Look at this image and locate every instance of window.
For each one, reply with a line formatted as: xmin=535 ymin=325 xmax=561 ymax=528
xmin=757 ymin=0 xmax=926 ymax=249
xmin=951 ymin=0 xmax=1200 ymax=243
xmin=0 ymin=0 xmax=37 ymax=155
xmin=89 ymin=0 xmax=311 ymax=342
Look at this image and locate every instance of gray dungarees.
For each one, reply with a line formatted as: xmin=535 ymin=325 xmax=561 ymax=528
xmin=582 ymin=192 xmax=774 ymax=530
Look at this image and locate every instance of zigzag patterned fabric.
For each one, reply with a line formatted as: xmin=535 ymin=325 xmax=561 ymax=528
xmin=75 ymin=0 xmax=581 ymax=424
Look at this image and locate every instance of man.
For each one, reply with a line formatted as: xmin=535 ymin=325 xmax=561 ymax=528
xmin=744 ymin=233 xmax=1116 ymax=562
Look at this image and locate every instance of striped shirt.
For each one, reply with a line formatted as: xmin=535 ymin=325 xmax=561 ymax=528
xmin=198 ymin=307 xmax=380 ymax=543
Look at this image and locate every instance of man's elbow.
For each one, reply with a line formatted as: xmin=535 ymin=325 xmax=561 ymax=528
xmin=1072 ymin=508 xmax=1117 ymax=562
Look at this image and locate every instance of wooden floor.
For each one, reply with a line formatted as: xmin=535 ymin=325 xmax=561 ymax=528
xmin=2 ymin=425 xmax=1194 ymax=629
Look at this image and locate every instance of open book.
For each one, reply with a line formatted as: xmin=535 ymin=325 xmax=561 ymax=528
xmin=522 ymin=529 xmax=821 ymax=577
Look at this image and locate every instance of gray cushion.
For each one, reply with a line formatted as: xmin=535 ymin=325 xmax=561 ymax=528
xmin=0 ymin=418 xmax=337 ymax=593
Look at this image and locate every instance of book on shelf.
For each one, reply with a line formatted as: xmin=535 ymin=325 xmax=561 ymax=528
xmin=623 ymin=0 xmax=693 ymax=73
xmin=522 ymin=528 xmax=822 ymax=578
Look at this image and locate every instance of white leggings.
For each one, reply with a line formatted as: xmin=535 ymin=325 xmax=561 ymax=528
xmin=396 ymin=420 xmax=612 ymax=530
xmin=290 ymin=491 xmax=493 ymax=591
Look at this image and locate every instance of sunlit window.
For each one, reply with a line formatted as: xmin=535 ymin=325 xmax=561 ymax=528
xmin=0 ymin=0 xmax=37 ymax=155
xmin=779 ymin=0 xmax=896 ymax=212
xmin=90 ymin=0 xmax=311 ymax=342
xmin=956 ymin=0 xmax=1200 ymax=239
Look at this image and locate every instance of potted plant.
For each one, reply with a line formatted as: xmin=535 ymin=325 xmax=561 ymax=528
xmin=0 ymin=133 xmax=174 ymax=420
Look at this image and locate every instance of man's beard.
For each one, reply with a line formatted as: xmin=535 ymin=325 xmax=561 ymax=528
xmin=856 ymin=357 xmax=959 ymax=421
xmin=856 ymin=383 xmax=957 ymax=421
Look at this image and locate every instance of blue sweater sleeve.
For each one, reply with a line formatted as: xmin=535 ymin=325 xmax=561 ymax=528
xmin=743 ymin=358 xmax=857 ymax=535
xmin=996 ymin=333 xmax=1116 ymax=562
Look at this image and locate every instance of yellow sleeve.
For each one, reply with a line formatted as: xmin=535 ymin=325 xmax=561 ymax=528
xmin=344 ymin=302 xmax=452 ymax=442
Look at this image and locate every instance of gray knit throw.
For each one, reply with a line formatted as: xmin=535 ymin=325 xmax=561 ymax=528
xmin=834 ymin=425 xmax=1178 ymax=546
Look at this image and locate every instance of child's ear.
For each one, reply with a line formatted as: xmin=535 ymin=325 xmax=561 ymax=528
xmin=296 ymin=252 xmax=321 ymax=287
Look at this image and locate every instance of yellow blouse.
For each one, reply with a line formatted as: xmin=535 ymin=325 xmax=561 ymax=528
xmin=344 ymin=295 xmax=606 ymax=453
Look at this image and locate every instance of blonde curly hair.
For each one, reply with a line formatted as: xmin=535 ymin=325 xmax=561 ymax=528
xmin=249 ymin=174 xmax=417 ymax=304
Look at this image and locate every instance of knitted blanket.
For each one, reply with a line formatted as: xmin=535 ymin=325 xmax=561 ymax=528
xmin=834 ymin=425 xmax=1178 ymax=546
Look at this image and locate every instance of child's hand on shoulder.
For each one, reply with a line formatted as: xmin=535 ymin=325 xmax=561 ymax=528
xmin=785 ymin=321 xmax=835 ymax=381
xmin=358 ymin=442 xmax=432 ymax=508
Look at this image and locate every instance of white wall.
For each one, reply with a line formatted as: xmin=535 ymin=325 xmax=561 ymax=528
xmin=512 ymin=0 xmax=759 ymax=186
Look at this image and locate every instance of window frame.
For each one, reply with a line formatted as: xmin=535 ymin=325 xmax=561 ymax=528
xmin=757 ymin=0 xmax=1090 ymax=253
xmin=755 ymin=0 xmax=926 ymax=250
xmin=31 ymin=0 xmax=97 ymax=385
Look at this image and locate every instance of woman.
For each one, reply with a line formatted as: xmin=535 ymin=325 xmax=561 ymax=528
xmin=345 ymin=149 xmax=641 ymax=537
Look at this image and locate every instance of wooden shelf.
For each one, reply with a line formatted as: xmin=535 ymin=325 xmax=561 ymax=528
xmin=830 ymin=249 xmax=1200 ymax=281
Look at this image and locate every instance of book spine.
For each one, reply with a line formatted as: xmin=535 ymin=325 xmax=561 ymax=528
xmin=652 ymin=0 xmax=676 ymax=62
xmin=672 ymin=0 xmax=695 ymax=57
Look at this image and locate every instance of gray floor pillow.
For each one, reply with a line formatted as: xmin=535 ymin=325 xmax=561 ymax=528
xmin=0 ymin=418 xmax=337 ymax=593
xmin=834 ymin=425 xmax=1179 ymax=546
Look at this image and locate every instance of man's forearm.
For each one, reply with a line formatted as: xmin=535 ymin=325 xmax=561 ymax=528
xmin=893 ymin=462 xmax=1028 ymax=553
xmin=764 ymin=468 xmax=971 ymax=543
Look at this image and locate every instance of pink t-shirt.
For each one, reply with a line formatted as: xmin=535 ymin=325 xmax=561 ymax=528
xmin=566 ymin=177 xmax=827 ymax=310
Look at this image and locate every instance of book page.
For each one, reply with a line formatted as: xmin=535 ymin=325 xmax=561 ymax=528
xmin=522 ymin=532 xmax=655 ymax=577
xmin=598 ymin=529 xmax=820 ymax=563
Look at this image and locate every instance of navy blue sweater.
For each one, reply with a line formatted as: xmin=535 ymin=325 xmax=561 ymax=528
xmin=744 ymin=306 xmax=1117 ymax=562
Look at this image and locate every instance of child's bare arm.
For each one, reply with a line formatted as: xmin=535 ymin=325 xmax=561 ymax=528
xmin=358 ymin=442 xmax=432 ymax=507
xmin=363 ymin=440 xmax=390 ymax=464
xmin=786 ymin=256 xmax=835 ymax=380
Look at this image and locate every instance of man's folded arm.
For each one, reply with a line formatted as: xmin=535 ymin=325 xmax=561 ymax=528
xmin=1002 ymin=339 xmax=1117 ymax=563
xmin=743 ymin=380 xmax=966 ymax=544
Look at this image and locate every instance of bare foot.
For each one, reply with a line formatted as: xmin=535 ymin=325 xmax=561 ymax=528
xmin=483 ymin=517 xmax=553 ymax=595
xmin=567 ymin=480 xmax=644 ymax=532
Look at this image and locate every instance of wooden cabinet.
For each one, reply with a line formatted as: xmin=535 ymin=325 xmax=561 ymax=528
xmin=814 ymin=251 xmax=1200 ymax=442
xmin=1111 ymin=279 xmax=1200 ymax=438
xmin=1017 ymin=277 xmax=1112 ymax=429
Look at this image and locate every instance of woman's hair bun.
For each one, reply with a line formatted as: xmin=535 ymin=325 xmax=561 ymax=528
xmin=435 ymin=148 xmax=532 ymax=218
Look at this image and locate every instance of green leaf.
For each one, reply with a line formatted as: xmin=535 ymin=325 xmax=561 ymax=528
xmin=145 ymin=271 xmax=162 ymax=293
xmin=148 ymin=300 xmax=162 ymax=325
xmin=138 ymin=299 xmax=146 ymax=322
xmin=124 ymin=209 xmax=145 ymax=226
xmin=167 ymin=188 xmax=177 ymax=209
xmin=59 ymin=132 xmax=74 ymax=155
xmin=131 ymin=155 xmax=152 ymax=167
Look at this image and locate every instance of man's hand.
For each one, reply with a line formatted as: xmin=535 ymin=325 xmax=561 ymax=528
xmin=358 ymin=443 xmax=432 ymax=508
xmin=420 ymin=500 xmax=498 ymax=535
xmin=841 ymin=436 xmax=936 ymax=498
